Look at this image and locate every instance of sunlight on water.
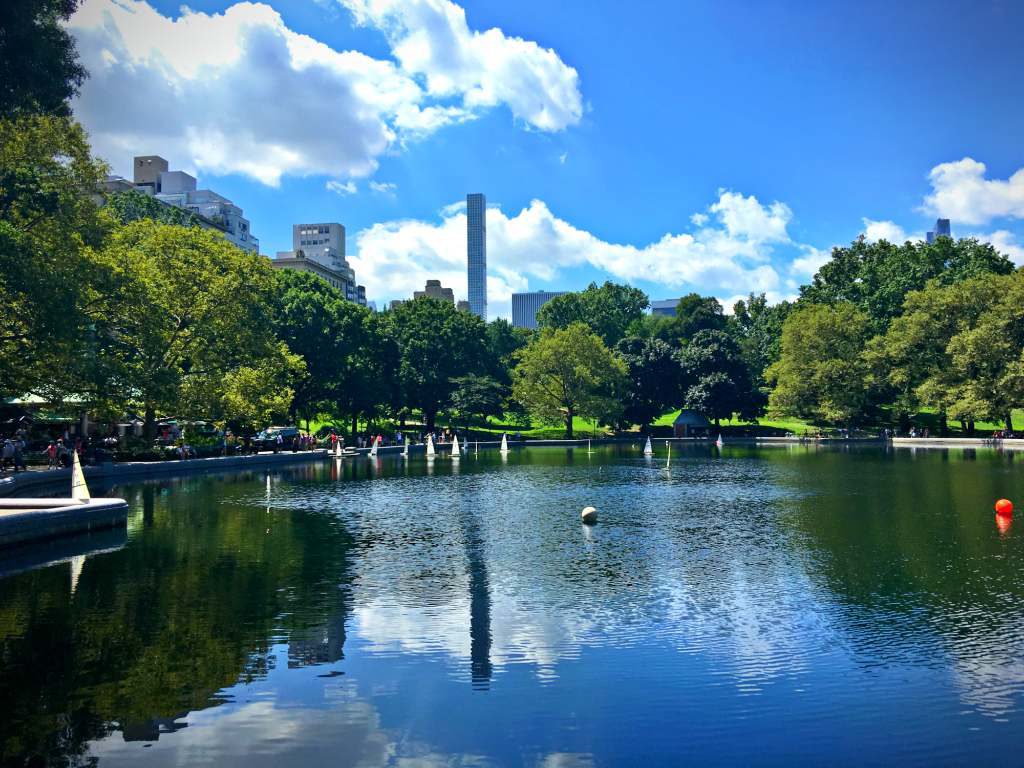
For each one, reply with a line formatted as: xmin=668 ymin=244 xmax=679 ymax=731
xmin=2 ymin=445 xmax=1024 ymax=765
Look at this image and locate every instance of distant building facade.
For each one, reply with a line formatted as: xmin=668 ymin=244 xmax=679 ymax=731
xmin=102 ymin=155 xmax=259 ymax=252
xmin=273 ymin=222 xmax=366 ymax=306
xmin=467 ymin=193 xmax=487 ymax=320
xmin=512 ymin=291 xmax=566 ymax=329
xmin=651 ymin=299 xmax=680 ymax=317
xmin=926 ymin=218 xmax=951 ymax=243
xmin=414 ymin=279 xmax=456 ymax=303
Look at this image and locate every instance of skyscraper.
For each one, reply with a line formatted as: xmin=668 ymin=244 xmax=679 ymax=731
xmin=926 ymin=218 xmax=951 ymax=243
xmin=467 ymin=193 xmax=487 ymax=320
xmin=512 ymin=291 xmax=566 ymax=329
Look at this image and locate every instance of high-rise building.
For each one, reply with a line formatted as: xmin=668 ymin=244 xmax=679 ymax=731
xmin=105 ymin=154 xmax=259 ymax=252
xmin=512 ymin=291 xmax=566 ymax=329
xmin=651 ymin=299 xmax=680 ymax=317
xmin=467 ymin=193 xmax=487 ymax=320
xmin=273 ymin=222 xmax=366 ymax=306
xmin=926 ymin=218 xmax=951 ymax=243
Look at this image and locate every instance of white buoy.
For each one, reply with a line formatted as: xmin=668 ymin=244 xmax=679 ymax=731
xmin=581 ymin=506 xmax=598 ymax=524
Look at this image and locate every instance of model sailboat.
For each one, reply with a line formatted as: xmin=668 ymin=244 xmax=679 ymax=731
xmin=71 ymin=451 xmax=90 ymax=502
xmin=715 ymin=434 xmax=724 ymax=449
xmin=499 ymin=433 xmax=509 ymax=454
xmin=451 ymin=433 xmax=461 ymax=460
xmin=426 ymin=433 xmax=436 ymax=458
xmin=369 ymin=435 xmax=378 ymax=458
xmin=643 ymin=436 xmax=653 ymax=456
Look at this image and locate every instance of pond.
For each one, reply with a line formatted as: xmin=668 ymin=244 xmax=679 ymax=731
xmin=2 ymin=444 xmax=1024 ymax=766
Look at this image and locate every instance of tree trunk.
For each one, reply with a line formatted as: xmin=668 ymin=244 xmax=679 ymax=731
xmin=714 ymin=416 xmax=721 ymax=429
xmin=960 ymin=419 xmax=968 ymax=435
xmin=1006 ymin=413 xmax=1014 ymax=433
xmin=967 ymin=420 xmax=976 ymax=436
xmin=565 ymin=407 xmax=574 ymax=439
xmin=426 ymin=409 xmax=437 ymax=432
xmin=351 ymin=414 xmax=358 ymax=436
xmin=144 ymin=403 xmax=156 ymax=442
xmin=939 ymin=411 xmax=949 ymax=437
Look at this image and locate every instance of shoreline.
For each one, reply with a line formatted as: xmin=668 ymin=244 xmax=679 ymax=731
xmin=4 ymin=435 xmax=1020 ymax=499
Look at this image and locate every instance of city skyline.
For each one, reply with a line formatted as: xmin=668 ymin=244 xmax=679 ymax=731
xmin=64 ymin=0 xmax=1024 ymax=318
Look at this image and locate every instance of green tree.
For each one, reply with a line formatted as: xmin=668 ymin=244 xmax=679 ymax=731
xmin=97 ymin=220 xmax=288 ymax=438
xmin=388 ymin=297 xmax=488 ymax=431
xmin=449 ymin=374 xmax=506 ymax=431
xmin=678 ymin=329 xmax=758 ymax=427
xmin=614 ymin=336 xmax=684 ymax=428
xmin=536 ymin=281 xmax=649 ymax=347
xmin=732 ymin=292 xmax=793 ymax=387
xmin=0 ymin=0 xmax=87 ymax=117
xmin=105 ymin=189 xmax=202 ymax=227
xmin=801 ymin=235 xmax=1013 ymax=332
xmin=485 ymin=317 xmax=530 ymax=386
xmin=671 ymin=293 xmax=728 ymax=343
xmin=512 ymin=323 xmax=627 ymax=437
xmin=0 ymin=115 xmax=111 ymax=399
xmin=271 ymin=269 xmax=374 ymax=428
xmin=768 ymin=303 xmax=871 ymax=426
xmin=867 ymin=275 xmax=1001 ymax=433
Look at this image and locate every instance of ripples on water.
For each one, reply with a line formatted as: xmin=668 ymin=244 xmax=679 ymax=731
xmin=2 ymin=444 xmax=1024 ymax=766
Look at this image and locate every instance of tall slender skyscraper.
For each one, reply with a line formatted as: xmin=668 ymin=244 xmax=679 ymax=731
xmin=467 ymin=193 xmax=487 ymax=320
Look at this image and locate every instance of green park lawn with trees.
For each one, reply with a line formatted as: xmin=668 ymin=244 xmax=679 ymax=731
xmin=4 ymin=0 xmax=1024 ymax=446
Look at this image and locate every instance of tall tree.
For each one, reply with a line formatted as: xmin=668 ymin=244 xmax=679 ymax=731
xmin=677 ymin=330 xmax=758 ymax=427
xmin=272 ymin=269 xmax=372 ymax=428
xmin=485 ymin=317 xmax=530 ymax=386
xmin=388 ymin=297 xmax=488 ymax=431
xmin=614 ymin=336 xmax=685 ymax=429
xmin=0 ymin=116 xmax=110 ymax=399
xmin=512 ymin=323 xmax=627 ymax=438
xmin=801 ymin=236 xmax=1013 ymax=332
xmin=867 ymin=274 xmax=1001 ymax=433
xmin=449 ymin=374 xmax=507 ymax=432
xmin=767 ymin=303 xmax=871 ymax=426
xmin=0 ymin=0 xmax=87 ymax=117
xmin=731 ymin=293 xmax=793 ymax=387
xmin=536 ymin=281 xmax=649 ymax=347
xmin=671 ymin=294 xmax=728 ymax=343
xmin=97 ymin=220 xmax=290 ymax=437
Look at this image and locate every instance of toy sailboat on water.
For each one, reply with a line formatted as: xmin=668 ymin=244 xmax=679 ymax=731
xmin=643 ymin=436 xmax=653 ymax=456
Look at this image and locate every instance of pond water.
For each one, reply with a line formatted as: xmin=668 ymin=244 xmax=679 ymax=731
xmin=2 ymin=444 xmax=1024 ymax=766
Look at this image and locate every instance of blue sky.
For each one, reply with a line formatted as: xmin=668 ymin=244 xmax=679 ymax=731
xmin=67 ymin=0 xmax=1024 ymax=316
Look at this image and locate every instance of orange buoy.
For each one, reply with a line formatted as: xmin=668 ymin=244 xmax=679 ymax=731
xmin=995 ymin=498 xmax=1014 ymax=517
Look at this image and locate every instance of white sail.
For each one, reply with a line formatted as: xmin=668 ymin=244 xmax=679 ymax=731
xmin=369 ymin=435 xmax=378 ymax=458
xmin=666 ymin=442 xmax=672 ymax=469
xmin=587 ymin=438 xmax=593 ymax=454
xmin=402 ymin=437 xmax=409 ymax=457
xmin=451 ymin=433 xmax=461 ymax=459
xmin=334 ymin=440 xmax=342 ymax=457
xmin=716 ymin=434 xmax=724 ymax=448
xmin=643 ymin=436 xmax=653 ymax=456
xmin=71 ymin=450 xmax=90 ymax=502
xmin=500 ymin=433 xmax=509 ymax=453
xmin=426 ymin=434 xmax=436 ymax=457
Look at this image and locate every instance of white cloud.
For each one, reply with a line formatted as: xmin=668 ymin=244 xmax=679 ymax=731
xmin=340 ymin=0 xmax=583 ymax=132
xmin=67 ymin=0 xmax=580 ymax=186
xmin=788 ymin=245 xmax=831 ymax=279
xmin=922 ymin=158 xmax=1024 ymax=226
xmin=861 ymin=218 xmax=1024 ymax=265
xmin=327 ymin=180 xmax=358 ymax=195
xmin=350 ymin=190 xmax=793 ymax=318
xmin=862 ymin=218 xmax=914 ymax=243
xmin=369 ymin=181 xmax=398 ymax=195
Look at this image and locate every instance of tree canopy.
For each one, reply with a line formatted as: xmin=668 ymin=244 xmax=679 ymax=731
xmin=512 ymin=323 xmax=627 ymax=437
xmin=536 ymin=281 xmax=649 ymax=347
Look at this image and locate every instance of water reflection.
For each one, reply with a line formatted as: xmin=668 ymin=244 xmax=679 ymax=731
xmin=2 ymin=446 xmax=1024 ymax=765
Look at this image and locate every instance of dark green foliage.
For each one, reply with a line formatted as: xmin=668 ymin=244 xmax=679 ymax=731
xmin=0 ymin=0 xmax=87 ymax=118
xmin=678 ymin=329 xmax=759 ymax=427
xmin=536 ymin=281 xmax=649 ymax=347
xmin=106 ymin=189 xmax=202 ymax=227
xmin=614 ymin=336 xmax=685 ymax=428
xmin=671 ymin=293 xmax=728 ymax=342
